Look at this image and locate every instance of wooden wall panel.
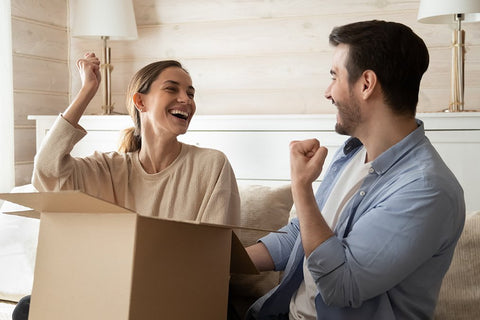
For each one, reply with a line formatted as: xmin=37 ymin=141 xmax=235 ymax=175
xmin=12 ymin=18 xmax=68 ymax=59
xmin=11 ymin=0 xmax=67 ymax=27
xmin=133 ymin=0 xmax=419 ymax=25
xmin=93 ymin=13 xmax=480 ymax=61
xmin=13 ymin=56 xmax=68 ymax=92
xmin=14 ymin=92 xmax=68 ymax=125
xmin=11 ymin=0 xmax=68 ymax=185
xmin=69 ymin=0 xmax=480 ymax=117
xmin=14 ymin=127 xmax=36 ymax=162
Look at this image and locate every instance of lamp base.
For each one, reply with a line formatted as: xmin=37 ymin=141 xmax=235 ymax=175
xmin=442 ymin=108 xmax=478 ymax=113
xmin=101 ymin=37 xmax=114 ymax=115
xmin=102 ymin=104 xmax=115 ymax=115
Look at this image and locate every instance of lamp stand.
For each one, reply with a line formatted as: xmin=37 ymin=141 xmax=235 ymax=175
xmin=101 ymin=36 xmax=114 ymax=115
xmin=446 ymin=14 xmax=465 ymax=112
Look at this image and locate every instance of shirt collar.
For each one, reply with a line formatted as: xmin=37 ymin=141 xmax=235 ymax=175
xmin=342 ymin=119 xmax=425 ymax=175
xmin=343 ymin=137 xmax=363 ymax=155
xmin=372 ymin=119 xmax=425 ymax=175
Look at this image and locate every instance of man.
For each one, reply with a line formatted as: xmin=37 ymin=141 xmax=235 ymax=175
xmin=245 ymin=20 xmax=465 ymax=320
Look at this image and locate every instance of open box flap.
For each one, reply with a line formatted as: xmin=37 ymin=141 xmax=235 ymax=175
xmin=230 ymin=232 xmax=259 ymax=274
xmin=1 ymin=198 xmax=40 ymax=218
xmin=0 ymin=191 xmax=132 ymax=216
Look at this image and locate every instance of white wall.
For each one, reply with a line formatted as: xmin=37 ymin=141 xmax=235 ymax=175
xmin=0 ymin=0 xmax=15 ymax=196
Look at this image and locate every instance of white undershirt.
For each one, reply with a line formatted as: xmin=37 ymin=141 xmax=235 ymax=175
xmin=289 ymin=147 xmax=371 ymax=320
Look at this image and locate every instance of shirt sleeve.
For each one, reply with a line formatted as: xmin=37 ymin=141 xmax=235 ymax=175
xmin=306 ymin=175 xmax=464 ymax=308
xmin=259 ymin=217 xmax=301 ymax=271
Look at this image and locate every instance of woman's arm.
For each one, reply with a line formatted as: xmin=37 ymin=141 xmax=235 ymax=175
xmin=32 ymin=53 xmax=108 ymax=193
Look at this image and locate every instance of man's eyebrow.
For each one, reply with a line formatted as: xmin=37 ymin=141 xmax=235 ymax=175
xmin=163 ymin=80 xmax=195 ymax=91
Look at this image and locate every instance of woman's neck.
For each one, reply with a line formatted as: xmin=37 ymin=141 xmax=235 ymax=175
xmin=138 ymin=137 xmax=182 ymax=174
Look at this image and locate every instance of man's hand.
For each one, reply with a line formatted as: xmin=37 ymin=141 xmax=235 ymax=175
xmin=289 ymin=139 xmax=328 ymax=186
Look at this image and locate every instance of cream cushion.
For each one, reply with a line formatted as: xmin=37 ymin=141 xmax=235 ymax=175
xmin=236 ymin=184 xmax=293 ymax=247
xmin=434 ymin=211 xmax=480 ymax=319
xmin=231 ymin=184 xmax=293 ymax=298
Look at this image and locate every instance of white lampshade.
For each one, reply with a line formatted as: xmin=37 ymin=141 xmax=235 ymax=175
xmin=418 ymin=0 xmax=480 ymax=24
xmin=71 ymin=0 xmax=138 ymax=40
xmin=417 ymin=0 xmax=480 ymax=112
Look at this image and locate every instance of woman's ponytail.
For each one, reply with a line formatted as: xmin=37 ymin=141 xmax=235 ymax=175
xmin=118 ymin=127 xmax=141 ymax=153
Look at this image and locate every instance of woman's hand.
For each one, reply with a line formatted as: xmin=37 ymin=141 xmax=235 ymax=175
xmin=63 ymin=53 xmax=101 ymax=126
xmin=76 ymin=52 xmax=101 ymax=98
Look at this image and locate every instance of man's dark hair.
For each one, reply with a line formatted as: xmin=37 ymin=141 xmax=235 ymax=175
xmin=329 ymin=20 xmax=429 ymax=117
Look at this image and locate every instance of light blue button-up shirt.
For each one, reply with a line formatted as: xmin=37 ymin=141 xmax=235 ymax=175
xmin=247 ymin=120 xmax=465 ymax=320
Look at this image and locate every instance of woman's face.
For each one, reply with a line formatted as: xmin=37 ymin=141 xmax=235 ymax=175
xmin=135 ymin=66 xmax=196 ymax=139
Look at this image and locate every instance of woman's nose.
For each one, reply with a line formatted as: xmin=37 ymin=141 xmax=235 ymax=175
xmin=177 ymin=92 xmax=191 ymax=104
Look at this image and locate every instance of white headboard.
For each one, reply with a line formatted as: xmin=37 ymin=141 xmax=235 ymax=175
xmin=29 ymin=113 xmax=480 ymax=212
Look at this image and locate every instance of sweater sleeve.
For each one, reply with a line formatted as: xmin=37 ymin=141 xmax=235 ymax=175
xmin=198 ymin=151 xmax=241 ymax=226
xmin=32 ymin=115 xmax=117 ymax=201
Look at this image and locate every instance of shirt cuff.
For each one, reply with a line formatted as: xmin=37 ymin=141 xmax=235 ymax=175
xmin=306 ymin=235 xmax=345 ymax=279
xmin=59 ymin=113 xmax=88 ymax=134
xmin=258 ymin=231 xmax=292 ymax=271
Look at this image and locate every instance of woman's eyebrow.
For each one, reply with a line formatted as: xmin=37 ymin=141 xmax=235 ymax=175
xmin=162 ymin=80 xmax=180 ymax=86
xmin=163 ymin=80 xmax=195 ymax=91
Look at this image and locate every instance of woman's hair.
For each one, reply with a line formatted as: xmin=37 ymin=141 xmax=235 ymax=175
xmin=328 ymin=20 xmax=429 ymax=117
xmin=118 ymin=60 xmax=186 ymax=153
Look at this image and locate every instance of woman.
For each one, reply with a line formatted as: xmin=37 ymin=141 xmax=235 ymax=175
xmin=33 ymin=52 xmax=240 ymax=224
xmin=12 ymin=53 xmax=240 ymax=320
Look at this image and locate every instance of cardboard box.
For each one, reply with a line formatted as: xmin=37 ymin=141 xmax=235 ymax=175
xmin=0 ymin=191 xmax=260 ymax=320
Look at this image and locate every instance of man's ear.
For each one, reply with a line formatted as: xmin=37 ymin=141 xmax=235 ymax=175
xmin=359 ymin=70 xmax=378 ymax=100
xmin=133 ymin=92 xmax=145 ymax=112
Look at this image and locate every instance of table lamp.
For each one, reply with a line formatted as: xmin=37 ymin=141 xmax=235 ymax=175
xmin=71 ymin=0 xmax=138 ymax=114
xmin=418 ymin=0 xmax=480 ymax=112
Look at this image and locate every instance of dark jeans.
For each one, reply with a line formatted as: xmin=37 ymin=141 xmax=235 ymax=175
xmin=12 ymin=295 xmax=30 ymax=320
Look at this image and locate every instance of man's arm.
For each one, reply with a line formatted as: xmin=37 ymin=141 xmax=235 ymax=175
xmin=246 ymin=138 xmax=332 ymax=271
xmin=289 ymin=139 xmax=334 ymax=256
xmin=246 ymin=242 xmax=275 ymax=272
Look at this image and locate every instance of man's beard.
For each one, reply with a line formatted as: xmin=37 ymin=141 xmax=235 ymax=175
xmin=334 ymin=94 xmax=361 ymax=136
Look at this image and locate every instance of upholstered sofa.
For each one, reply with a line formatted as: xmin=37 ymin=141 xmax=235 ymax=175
xmin=0 ymin=184 xmax=478 ymax=320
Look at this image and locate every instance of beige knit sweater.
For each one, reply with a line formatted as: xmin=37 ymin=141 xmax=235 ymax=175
xmin=32 ymin=116 xmax=240 ymax=225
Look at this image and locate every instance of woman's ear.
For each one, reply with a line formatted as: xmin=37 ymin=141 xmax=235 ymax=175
xmin=133 ymin=92 xmax=145 ymax=112
xmin=360 ymin=70 xmax=378 ymax=100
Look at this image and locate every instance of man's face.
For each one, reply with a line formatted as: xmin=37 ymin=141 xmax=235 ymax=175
xmin=324 ymin=44 xmax=361 ymax=136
